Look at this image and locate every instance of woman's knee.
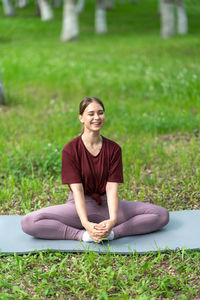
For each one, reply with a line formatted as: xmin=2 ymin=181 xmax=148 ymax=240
xmin=159 ymin=207 xmax=170 ymax=228
xmin=21 ymin=213 xmax=35 ymax=236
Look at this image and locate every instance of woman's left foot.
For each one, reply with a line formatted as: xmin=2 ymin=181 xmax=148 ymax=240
xmin=102 ymin=231 xmax=114 ymax=241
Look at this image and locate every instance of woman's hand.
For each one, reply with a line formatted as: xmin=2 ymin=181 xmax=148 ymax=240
xmin=83 ymin=221 xmax=108 ymax=243
xmin=83 ymin=219 xmax=116 ymax=243
xmin=98 ymin=219 xmax=116 ymax=238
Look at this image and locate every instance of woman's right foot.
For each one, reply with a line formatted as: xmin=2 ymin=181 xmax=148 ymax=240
xmin=82 ymin=231 xmax=94 ymax=242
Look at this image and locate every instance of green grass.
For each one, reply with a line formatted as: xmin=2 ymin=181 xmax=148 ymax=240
xmin=0 ymin=0 xmax=200 ymax=298
xmin=0 ymin=250 xmax=199 ymax=299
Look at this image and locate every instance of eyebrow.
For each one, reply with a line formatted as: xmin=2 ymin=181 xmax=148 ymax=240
xmin=87 ymin=109 xmax=104 ymax=113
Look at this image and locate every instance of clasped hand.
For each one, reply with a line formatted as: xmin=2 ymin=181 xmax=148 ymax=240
xmin=84 ymin=220 xmax=115 ymax=243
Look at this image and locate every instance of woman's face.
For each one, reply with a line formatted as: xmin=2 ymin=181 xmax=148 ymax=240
xmin=79 ymin=102 xmax=105 ymax=133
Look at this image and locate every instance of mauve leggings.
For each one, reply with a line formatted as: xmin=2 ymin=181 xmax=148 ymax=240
xmin=21 ymin=192 xmax=169 ymax=241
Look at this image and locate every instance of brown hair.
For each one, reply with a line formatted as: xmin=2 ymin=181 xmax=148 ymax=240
xmin=79 ymin=97 xmax=105 ymax=115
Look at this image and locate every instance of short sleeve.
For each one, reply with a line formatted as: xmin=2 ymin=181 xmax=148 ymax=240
xmin=107 ymin=146 xmax=124 ymax=183
xmin=61 ymin=149 xmax=82 ymax=184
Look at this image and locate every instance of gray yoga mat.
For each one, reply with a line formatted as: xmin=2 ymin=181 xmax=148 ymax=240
xmin=0 ymin=210 xmax=200 ymax=255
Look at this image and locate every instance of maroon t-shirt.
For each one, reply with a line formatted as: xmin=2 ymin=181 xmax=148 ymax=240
xmin=62 ymin=135 xmax=123 ymax=204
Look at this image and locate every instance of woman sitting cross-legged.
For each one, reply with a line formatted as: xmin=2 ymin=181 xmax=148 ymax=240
xmin=21 ymin=97 xmax=169 ymax=243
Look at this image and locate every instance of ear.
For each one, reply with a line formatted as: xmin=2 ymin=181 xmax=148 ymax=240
xmin=79 ymin=114 xmax=84 ymax=123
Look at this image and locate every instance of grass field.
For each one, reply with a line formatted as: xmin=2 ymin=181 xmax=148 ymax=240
xmin=0 ymin=0 xmax=200 ymax=298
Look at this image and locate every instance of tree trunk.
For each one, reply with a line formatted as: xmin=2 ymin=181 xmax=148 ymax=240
xmin=0 ymin=76 xmax=6 ymax=105
xmin=35 ymin=0 xmax=40 ymax=16
xmin=37 ymin=0 xmax=54 ymax=21
xmin=2 ymin=0 xmax=15 ymax=16
xmin=16 ymin=0 xmax=28 ymax=8
xmin=75 ymin=0 xmax=85 ymax=14
xmin=160 ymin=0 xmax=175 ymax=38
xmin=95 ymin=0 xmax=107 ymax=34
xmin=103 ymin=0 xmax=114 ymax=10
xmin=61 ymin=0 xmax=79 ymax=41
xmin=53 ymin=0 xmax=62 ymax=7
xmin=177 ymin=0 xmax=188 ymax=35
xmin=158 ymin=0 xmax=162 ymax=14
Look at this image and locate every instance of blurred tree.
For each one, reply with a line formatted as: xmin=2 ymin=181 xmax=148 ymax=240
xmin=1 ymin=0 xmax=54 ymax=20
xmin=0 ymin=75 xmax=6 ymax=105
xmin=61 ymin=0 xmax=107 ymax=41
xmin=1 ymin=0 xmax=190 ymax=41
xmin=53 ymin=0 xmax=62 ymax=7
xmin=16 ymin=0 xmax=28 ymax=8
xmin=61 ymin=0 xmax=78 ymax=41
xmin=2 ymin=0 xmax=15 ymax=16
xmin=95 ymin=0 xmax=107 ymax=34
xmin=75 ymin=0 xmax=114 ymax=14
xmin=37 ymin=0 xmax=54 ymax=20
xmin=75 ymin=0 xmax=85 ymax=13
xmin=160 ymin=0 xmax=188 ymax=38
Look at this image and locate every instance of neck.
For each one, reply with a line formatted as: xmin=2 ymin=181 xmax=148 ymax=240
xmin=81 ymin=130 xmax=101 ymax=145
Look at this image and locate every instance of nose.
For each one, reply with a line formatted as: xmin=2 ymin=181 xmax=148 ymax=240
xmin=94 ymin=113 xmax=100 ymax=119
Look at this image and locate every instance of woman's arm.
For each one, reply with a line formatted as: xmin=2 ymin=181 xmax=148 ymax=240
xmin=106 ymin=182 xmax=119 ymax=225
xmin=70 ymin=183 xmax=107 ymax=242
xmin=98 ymin=182 xmax=119 ymax=238
xmin=70 ymin=183 xmax=88 ymax=226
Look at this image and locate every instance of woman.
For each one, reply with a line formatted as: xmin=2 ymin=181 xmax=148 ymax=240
xmin=21 ymin=97 xmax=169 ymax=243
